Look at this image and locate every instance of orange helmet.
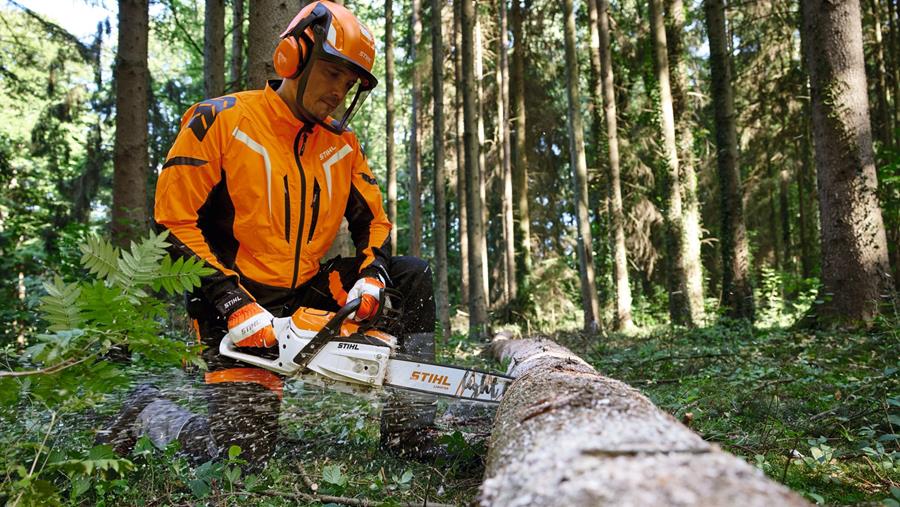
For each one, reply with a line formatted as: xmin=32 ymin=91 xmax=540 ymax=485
xmin=273 ymin=1 xmax=378 ymax=133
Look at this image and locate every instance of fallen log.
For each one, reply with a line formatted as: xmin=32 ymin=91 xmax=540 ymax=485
xmin=479 ymin=334 xmax=809 ymax=506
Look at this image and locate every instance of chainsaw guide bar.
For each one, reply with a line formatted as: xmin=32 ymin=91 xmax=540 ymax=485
xmin=219 ymin=292 xmax=513 ymax=404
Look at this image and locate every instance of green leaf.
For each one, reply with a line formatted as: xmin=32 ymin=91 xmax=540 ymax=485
xmin=70 ymin=476 xmax=91 ymax=499
xmin=228 ymin=445 xmax=241 ymax=460
xmin=321 ymin=464 xmax=347 ymax=487
xmin=79 ymin=234 xmax=121 ymax=280
xmin=39 ymin=276 xmax=83 ymax=331
xmin=188 ymin=478 xmax=211 ymax=499
xmin=805 ymin=491 xmax=824 ymax=504
xmin=224 ymin=465 xmax=241 ymax=485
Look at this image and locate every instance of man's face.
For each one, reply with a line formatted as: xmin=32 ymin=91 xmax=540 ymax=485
xmin=301 ymin=59 xmax=360 ymax=121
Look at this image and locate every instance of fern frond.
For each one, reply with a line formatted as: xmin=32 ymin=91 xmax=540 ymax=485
xmin=39 ymin=276 xmax=83 ymax=332
xmin=111 ymin=230 xmax=170 ymax=294
xmin=152 ymin=255 xmax=214 ymax=295
xmin=79 ymin=235 xmax=121 ymax=280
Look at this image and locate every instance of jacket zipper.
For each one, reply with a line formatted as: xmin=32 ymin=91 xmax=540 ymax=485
xmin=290 ymin=128 xmax=310 ymax=288
xmin=283 ymin=175 xmax=291 ymax=242
xmin=307 ymin=180 xmax=320 ymax=243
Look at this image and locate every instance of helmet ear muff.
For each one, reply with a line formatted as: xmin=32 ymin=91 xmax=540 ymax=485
xmin=273 ymin=34 xmax=309 ymax=79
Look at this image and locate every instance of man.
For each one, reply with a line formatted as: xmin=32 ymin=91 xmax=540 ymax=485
xmin=99 ymin=1 xmax=438 ymax=464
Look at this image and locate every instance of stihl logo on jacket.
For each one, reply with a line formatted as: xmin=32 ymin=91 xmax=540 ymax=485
xmin=154 ymin=82 xmax=391 ymax=315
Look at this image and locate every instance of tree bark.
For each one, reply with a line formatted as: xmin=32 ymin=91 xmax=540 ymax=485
xmin=597 ymin=0 xmax=634 ymax=332
xmin=562 ymin=0 xmax=600 ymax=333
xmin=649 ymin=0 xmax=700 ymax=326
xmin=229 ymin=0 xmax=245 ymax=91
xmin=798 ymin=17 xmax=818 ymax=280
xmin=802 ymin=0 xmax=894 ymax=325
xmin=454 ymin=0 xmax=469 ymax=307
xmin=475 ymin=16 xmax=490 ymax=299
xmin=462 ymin=0 xmax=489 ymax=337
xmin=386 ymin=0 xmax=398 ymax=256
xmin=409 ymin=0 xmax=423 ymax=257
xmin=479 ymin=334 xmax=811 ymax=506
xmin=704 ymin=0 xmax=754 ymax=320
xmin=247 ymin=0 xmax=296 ymax=89
xmin=665 ymin=0 xmax=704 ymax=321
xmin=204 ymin=0 xmax=225 ymax=98
xmin=498 ymin=0 xmax=516 ymax=305
xmin=510 ymin=0 xmax=532 ymax=297
xmin=112 ymin=0 xmax=150 ymax=246
xmin=779 ymin=166 xmax=792 ymax=272
xmin=432 ymin=0 xmax=450 ymax=338
xmin=866 ymin=0 xmax=892 ymax=154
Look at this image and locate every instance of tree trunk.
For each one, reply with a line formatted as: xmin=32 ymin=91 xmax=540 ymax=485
xmin=597 ymin=0 xmax=634 ymax=332
xmin=475 ymin=16 xmax=490 ymax=299
xmin=432 ymin=0 xmax=451 ymax=338
xmin=462 ymin=0 xmax=489 ymax=337
xmin=665 ymin=0 xmax=704 ymax=322
xmin=798 ymin=19 xmax=818 ymax=280
xmin=704 ymin=0 xmax=754 ymax=320
xmin=478 ymin=334 xmax=811 ymax=506
xmin=247 ymin=0 xmax=295 ymax=89
xmin=454 ymin=0 xmax=469 ymax=307
xmin=229 ymin=0 xmax=245 ymax=91
xmin=867 ymin=0 xmax=892 ymax=153
xmin=386 ymin=0 xmax=398 ymax=256
xmin=649 ymin=0 xmax=700 ymax=326
xmin=779 ymin=167 xmax=792 ymax=272
xmin=112 ymin=0 xmax=150 ymax=246
xmin=802 ymin=0 xmax=894 ymax=325
xmin=510 ymin=0 xmax=532 ymax=298
xmin=562 ymin=0 xmax=600 ymax=333
xmin=409 ymin=0 xmax=423 ymax=257
xmin=204 ymin=0 xmax=225 ymax=98
xmin=498 ymin=0 xmax=516 ymax=306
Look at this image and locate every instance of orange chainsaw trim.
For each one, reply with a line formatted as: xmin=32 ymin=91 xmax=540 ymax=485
xmin=290 ymin=306 xmax=394 ymax=344
xmin=205 ymin=367 xmax=284 ymax=398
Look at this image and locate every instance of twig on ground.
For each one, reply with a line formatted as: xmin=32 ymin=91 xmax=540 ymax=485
xmin=863 ymin=455 xmax=896 ymax=487
xmin=0 ymin=355 xmax=94 ymax=378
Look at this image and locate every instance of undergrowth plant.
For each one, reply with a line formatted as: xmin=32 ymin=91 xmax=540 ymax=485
xmin=0 ymin=229 xmax=211 ymax=506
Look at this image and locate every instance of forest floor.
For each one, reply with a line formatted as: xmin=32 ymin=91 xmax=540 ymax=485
xmin=562 ymin=318 xmax=900 ymax=506
xmin=9 ymin=319 xmax=898 ymax=506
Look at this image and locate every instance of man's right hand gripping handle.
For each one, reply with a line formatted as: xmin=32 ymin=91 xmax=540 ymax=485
xmin=227 ymin=303 xmax=276 ymax=347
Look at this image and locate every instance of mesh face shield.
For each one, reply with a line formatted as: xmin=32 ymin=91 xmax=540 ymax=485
xmin=292 ymin=12 xmax=378 ymax=134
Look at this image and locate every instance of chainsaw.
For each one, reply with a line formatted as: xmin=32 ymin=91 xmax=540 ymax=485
xmin=219 ymin=289 xmax=513 ymax=404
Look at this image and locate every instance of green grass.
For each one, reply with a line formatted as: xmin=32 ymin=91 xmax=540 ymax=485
xmin=6 ymin=318 xmax=898 ymax=506
xmin=554 ymin=320 xmax=900 ymax=505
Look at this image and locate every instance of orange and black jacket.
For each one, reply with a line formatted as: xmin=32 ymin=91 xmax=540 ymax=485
xmin=154 ymin=81 xmax=392 ymax=317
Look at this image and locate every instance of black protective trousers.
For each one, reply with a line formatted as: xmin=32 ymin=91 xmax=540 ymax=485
xmin=182 ymin=254 xmax=436 ymax=464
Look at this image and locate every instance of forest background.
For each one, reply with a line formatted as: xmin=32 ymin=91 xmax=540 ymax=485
xmin=0 ymin=0 xmax=898 ymax=505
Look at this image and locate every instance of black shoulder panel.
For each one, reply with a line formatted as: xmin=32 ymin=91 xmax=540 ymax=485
xmin=188 ymin=96 xmax=237 ymax=142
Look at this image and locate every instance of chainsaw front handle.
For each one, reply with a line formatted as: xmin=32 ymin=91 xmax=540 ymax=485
xmin=219 ymin=316 xmax=295 ymax=375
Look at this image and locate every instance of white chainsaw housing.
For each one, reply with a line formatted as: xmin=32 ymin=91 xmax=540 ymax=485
xmin=220 ymin=316 xmax=394 ymax=388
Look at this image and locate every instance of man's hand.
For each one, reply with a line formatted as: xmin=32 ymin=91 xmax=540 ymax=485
xmin=346 ymin=276 xmax=385 ymax=321
xmin=227 ymin=303 xmax=276 ymax=347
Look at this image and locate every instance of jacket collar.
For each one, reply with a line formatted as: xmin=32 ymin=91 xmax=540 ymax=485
xmin=265 ymin=80 xmax=314 ymax=132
